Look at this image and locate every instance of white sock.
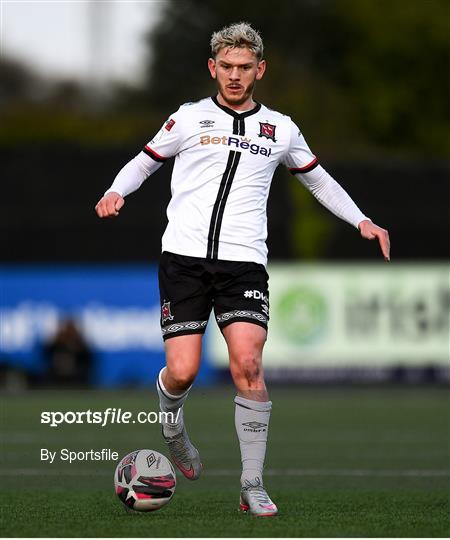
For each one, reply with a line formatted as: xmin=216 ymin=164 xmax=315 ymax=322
xmin=234 ymin=395 xmax=272 ymax=486
xmin=156 ymin=367 xmax=191 ymax=436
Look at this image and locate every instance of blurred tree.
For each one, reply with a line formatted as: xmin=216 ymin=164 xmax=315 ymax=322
xmin=0 ymin=56 xmax=155 ymax=145
xmin=325 ymin=0 xmax=450 ymax=156
xmin=0 ymin=57 xmax=45 ymax=106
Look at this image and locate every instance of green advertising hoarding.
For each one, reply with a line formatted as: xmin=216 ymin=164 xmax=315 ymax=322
xmin=209 ymin=264 xmax=449 ymax=368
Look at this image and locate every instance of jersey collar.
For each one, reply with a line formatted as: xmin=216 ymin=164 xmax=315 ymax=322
xmin=211 ymin=95 xmax=262 ymax=118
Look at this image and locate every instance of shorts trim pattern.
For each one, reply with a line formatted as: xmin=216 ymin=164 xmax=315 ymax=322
xmin=161 ymin=320 xmax=208 ymax=337
xmin=216 ymin=310 xmax=268 ymax=325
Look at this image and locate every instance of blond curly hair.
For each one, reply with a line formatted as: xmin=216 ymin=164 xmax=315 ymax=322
xmin=210 ymin=22 xmax=264 ymax=60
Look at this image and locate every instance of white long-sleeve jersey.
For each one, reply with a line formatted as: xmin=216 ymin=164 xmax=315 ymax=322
xmin=106 ymin=96 xmax=369 ymax=266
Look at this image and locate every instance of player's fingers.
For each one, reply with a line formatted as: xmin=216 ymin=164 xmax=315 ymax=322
xmin=376 ymin=229 xmax=390 ymax=261
xmin=95 ymin=199 xmax=115 ymax=218
xmin=383 ymin=231 xmax=391 ymax=262
xmin=115 ymin=197 xmax=125 ymax=212
xmin=105 ymin=200 xmax=119 ymax=217
xmin=95 ymin=201 xmax=105 ymax=218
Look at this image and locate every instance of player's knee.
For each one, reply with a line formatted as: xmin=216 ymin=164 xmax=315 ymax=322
xmin=166 ymin=365 xmax=196 ymax=388
xmin=231 ymin=353 xmax=262 ymax=384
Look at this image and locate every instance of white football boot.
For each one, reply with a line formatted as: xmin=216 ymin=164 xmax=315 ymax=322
xmin=239 ymin=478 xmax=278 ymax=516
xmin=162 ymin=410 xmax=202 ymax=480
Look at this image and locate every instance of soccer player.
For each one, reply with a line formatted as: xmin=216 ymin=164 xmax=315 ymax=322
xmin=95 ymin=22 xmax=390 ymax=516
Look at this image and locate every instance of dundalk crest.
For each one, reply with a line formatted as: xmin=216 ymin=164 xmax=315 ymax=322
xmin=258 ymin=122 xmax=277 ymax=142
xmin=161 ymin=301 xmax=174 ymax=323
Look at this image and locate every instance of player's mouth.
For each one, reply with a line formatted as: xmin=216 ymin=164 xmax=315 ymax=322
xmin=227 ymin=85 xmax=243 ymax=92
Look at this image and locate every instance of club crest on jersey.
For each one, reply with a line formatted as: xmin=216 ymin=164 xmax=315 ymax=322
xmin=258 ymin=122 xmax=276 ymax=142
xmin=161 ymin=301 xmax=174 ymax=322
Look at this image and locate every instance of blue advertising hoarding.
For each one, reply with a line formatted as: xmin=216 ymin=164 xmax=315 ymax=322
xmin=0 ymin=266 xmax=216 ymax=386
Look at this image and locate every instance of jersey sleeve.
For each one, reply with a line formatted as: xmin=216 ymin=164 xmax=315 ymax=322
xmin=103 ymin=108 xmax=184 ymax=198
xmin=296 ymin=165 xmax=369 ymax=228
xmin=142 ymin=108 xmax=184 ymax=163
xmin=104 ymin=153 xmax=163 ymax=198
xmin=282 ymin=120 xmax=319 ymax=174
xmin=283 ymin=119 xmax=368 ymax=228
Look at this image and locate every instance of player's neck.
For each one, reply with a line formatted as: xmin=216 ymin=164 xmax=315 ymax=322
xmin=215 ymin=93 xmax=257 ymax=113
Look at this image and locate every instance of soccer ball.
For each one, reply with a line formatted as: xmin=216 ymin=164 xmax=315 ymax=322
xmin=114 ymin=449 xmax=176 ymax=512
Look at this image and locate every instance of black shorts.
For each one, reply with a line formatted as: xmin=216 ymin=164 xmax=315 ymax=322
xmin=158 ymin=251 xmax=269 ymax=340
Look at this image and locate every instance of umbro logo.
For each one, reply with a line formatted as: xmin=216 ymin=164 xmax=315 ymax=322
xmin=242 ymin=421 xmax=267 ymax=429
xmin=242 ymin=421 xmax=267 ymax=432
xmin=200 ymin=120 xmax=215 ymax=127
xmin=146 ymin=452 xmax=156 ymax=467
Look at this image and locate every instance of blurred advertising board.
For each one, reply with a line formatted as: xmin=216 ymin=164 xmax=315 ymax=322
xmin=0 ymin=266 xmax=215 ymax=386
xmin=209 ymin=264 xmax=449 ymax=368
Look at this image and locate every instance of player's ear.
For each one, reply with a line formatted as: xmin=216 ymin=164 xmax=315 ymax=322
xmin=208 ymin=58 xmax=217 ymax=79
xmin=256 ymin=60 xmax=266 ymax=81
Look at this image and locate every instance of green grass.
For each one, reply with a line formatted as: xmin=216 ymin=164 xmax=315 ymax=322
xmin=1 ymin=386 xmax=449 ymax=537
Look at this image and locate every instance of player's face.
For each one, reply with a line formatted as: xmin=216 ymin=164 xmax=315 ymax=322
xmin=208 ymin=47 xmax=266 ymax=109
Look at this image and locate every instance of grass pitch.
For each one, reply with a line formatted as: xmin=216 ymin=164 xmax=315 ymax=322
xmin=1 ymin=386 xmax=449 ymax=537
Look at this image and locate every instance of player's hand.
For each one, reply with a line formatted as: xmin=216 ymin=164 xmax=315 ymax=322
xmin=358 ymin=219 xmax=390 ymax=261
xmin=95 ymin=192 xmax=125 ymax=218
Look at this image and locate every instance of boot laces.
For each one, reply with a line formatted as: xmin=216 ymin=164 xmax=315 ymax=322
xmin=166 ymin=430 xmax=192 ymax=463
xmin=242 ymin=478 xmax=272 ymax=505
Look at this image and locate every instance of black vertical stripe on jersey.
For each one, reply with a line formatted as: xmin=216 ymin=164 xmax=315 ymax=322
xmin=233 ymin=117 xmax=245 ymax=135
xmin=233 ymin=117 xmax=239 ymax=135
xmin=211 ymin=151 xmax=241 ymax=259
xmin=206 ymin=150 xmax=241 ymax=259
xmin=206 ymin=104 xmax=248 ymax=259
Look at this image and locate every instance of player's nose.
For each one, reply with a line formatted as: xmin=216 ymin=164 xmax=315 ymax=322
xmin=229 ymin=67 xmax=240 ymax=79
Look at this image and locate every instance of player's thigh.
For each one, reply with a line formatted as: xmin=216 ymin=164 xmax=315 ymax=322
xmin=222 ymin=321 xmax=267 ymax=364
xmin=164 ymin=333 xmax=203 ymax=382
xmin=158 ymin=251 xmax=213 ymax=341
